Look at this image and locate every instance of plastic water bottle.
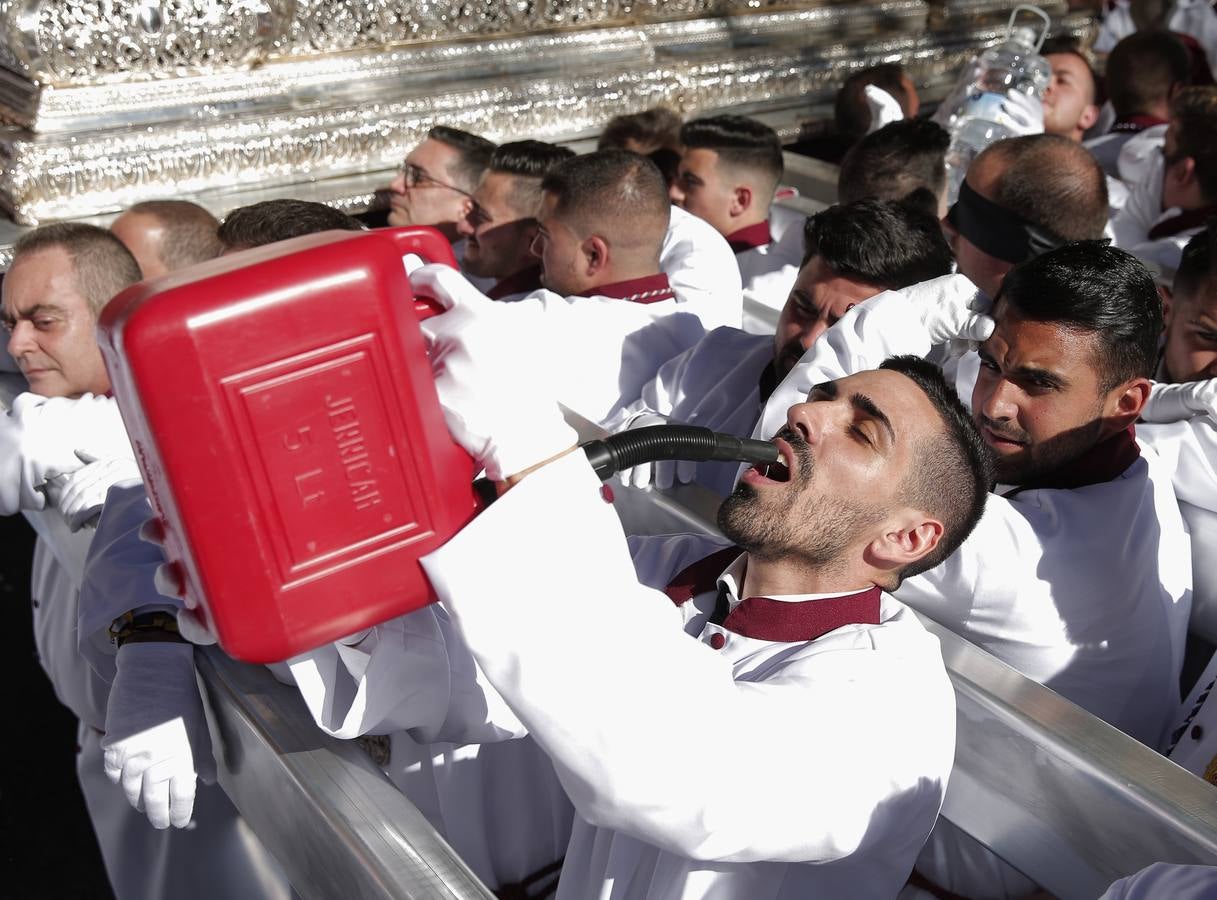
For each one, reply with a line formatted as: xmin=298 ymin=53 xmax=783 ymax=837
xmin=941 ymin=5 xmax=1052 ymax=204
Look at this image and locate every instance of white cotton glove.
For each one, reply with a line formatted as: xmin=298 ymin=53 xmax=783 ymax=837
xmin=102 ymin=641 xmax=216 ymax=830
xmin=900 ymin=273 xmax=995 ymax=353
xmin=55 ymin=451 xmax=143 ymax=532
xmin=994 ymin=89 xmax=1044 ymax=137
xmin=615 ymin=413 xmax=697 ymax=491
xmin=1140 ymin=379 xmax=1217 ymax=423
xmin=864 ymin=85 xmax=904 ymax=133
xmin=410 ymin=263 xmax=578 ymax=481
xmin=137 ymin=516 xmax=218 ymax=646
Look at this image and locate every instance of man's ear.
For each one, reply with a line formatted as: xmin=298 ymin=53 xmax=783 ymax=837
xmin=583 ymin=235 xmax=610 ymax=277
xmin=729 ymin=184 xmax=753 ymax=218
xmin=457 ymin=195 xmax=474 ymax=220
xmin=1159 ymin=284 xmax=1174 ymax=328
xmin=1109 ymin=376 xmax=1152 ymax=426
xmin=862 ymin=515 xmax=944 ymax=584
xmin=1079 ymin=103 xmax=1101 ymax=133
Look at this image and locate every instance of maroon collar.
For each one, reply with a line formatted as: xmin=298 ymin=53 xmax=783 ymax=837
xmin=726 ymin=221 xmax=772 ymax=254
xmin=1002 ymin=426 xmax=1141 ymax=495
xmin=487 ymin=264 xmax=543 ymax=300
xmin=584 ymin=273 xmax=675 ymax=304
xmin=1109 ymin=114 xmax=1168 ymax=134
xmin=664 ymin=548 xmax=883 ymax=643
xmin=1148 ymin=205 xmax=1217 ymax=241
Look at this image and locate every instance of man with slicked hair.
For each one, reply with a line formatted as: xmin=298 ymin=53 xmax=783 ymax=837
xmin=612 ymin=197 xmax=954 ymax=496
xmin=456 ymin=139 xmax=575 ymax=300
xmin=384 ymin=125 xmax=496 ymax=240
xmin=111 ymin=200 xmax=223 ymax=279
xmin=218 ymin=198 xmax=364 ymax=252
xmin=759 ymin=241 xmax=1192 ymax=899
xmin=672 ymin=115 xmax=806 ymax=311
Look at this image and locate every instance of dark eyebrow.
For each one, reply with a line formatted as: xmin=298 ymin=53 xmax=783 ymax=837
xmin=810 ymin=380 xmax=838 ymax=399
xmin=1007 ymin=364 xmax=1069 ymax=389
xmin=851 ymin=392 xmax=895 ymax=445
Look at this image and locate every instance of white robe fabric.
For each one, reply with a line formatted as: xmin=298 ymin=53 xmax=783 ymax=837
xmin=754 ymin=287 xmax=1195 ymax=898
xmin=736 ymin=206 xmax=806 ymax=330
xmin=6 ymin=394 xmax=292 ymax=900
xmin=612 ymin=326 xmax=774 ymax=496
xmin=416 ymin=450 xmax=956 ymax=900
xmin=1099 ymin=863 xmax=1217 ymax=899
xmin=662 ymin=204 xmax=745 ymax=331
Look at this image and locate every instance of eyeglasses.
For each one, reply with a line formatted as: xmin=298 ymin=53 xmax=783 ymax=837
xmin=396 ymin=162 xmax=474 ymax=199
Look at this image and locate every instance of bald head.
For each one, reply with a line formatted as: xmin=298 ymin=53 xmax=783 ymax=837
xmin=112 ymin=200 xmax=222 ymax=278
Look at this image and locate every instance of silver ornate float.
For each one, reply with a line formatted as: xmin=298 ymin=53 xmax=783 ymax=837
xmin=0 ymin=0 xmax=1095 ymax=230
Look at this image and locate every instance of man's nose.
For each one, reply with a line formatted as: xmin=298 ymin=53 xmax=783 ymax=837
xmin=799 ymin=318 xmax=829 ymax=352
xmin=668 ymin=182 xmax=685 ymax=206
xmin=388 ymin=171 xmax=407 ymax=194
xmin=978 ymin=377 xmax=1018 ymax=421
xmin=7 ymin=321 xmax=34 ymax=358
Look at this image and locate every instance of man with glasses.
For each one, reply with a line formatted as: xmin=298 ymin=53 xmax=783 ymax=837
xmin=1112 ymin=86 xmax=1217 ymax=280
xmin=385 ymin=126 xmax=496 ymax=244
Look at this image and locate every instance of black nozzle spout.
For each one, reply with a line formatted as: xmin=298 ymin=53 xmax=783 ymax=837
xmin=581 ymin=424 xmax=779 ymax=482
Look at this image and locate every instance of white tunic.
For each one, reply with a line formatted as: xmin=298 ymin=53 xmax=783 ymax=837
xmin=416 ymin=450 xmax=956 ymax=900
xmin=733 ymin=206 xmax=806 ymax=326
xmin=662 ymin=205 xmax=745 ymax=331
xmin=613 ymin=326 xmax=774 ymax=496
xmin=1099 ymin=863 xmax=1217 ymax=899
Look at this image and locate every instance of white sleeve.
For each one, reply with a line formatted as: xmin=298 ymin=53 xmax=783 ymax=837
xmin=1138 ymin=418 xmax=1217 ymax=512
xmin=1099 ymin=863 xmax=1217 ymax=900
xmin=753 ymin=290 xmax=934 ymax=442
xmin=604 ymin=339 xmax=704 ymax=431
xmin=285 ymin=604 xmax=527 ymax=744
xmin=0 ymin=392 xmax=132 ymax=515
xmin=424 ymin=451 xmax=949 ymax=864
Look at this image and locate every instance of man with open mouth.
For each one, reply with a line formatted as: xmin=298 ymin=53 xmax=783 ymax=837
xmin=757 ymin=240 xmax=1193 ymax=899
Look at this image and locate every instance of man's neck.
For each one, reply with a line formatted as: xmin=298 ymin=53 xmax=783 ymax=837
xmin=725 ymin=211 xmax=769 ymax=238
xmin=740 ymin=551 xmax=871 ymax=598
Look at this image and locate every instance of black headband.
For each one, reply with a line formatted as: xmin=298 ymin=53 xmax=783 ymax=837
xmin=947 ymin=179 xmax=1063 ymax=265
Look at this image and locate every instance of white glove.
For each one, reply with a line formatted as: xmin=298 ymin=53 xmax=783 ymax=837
xmin=995 ymin=89 xmax=1044 ymax=137
xmin=56 ymin=451 xmax=143 ymax=531
xmin=900 ymin=273 xmax=995 ymax=351
xmin=1140 ymin=379 xmax=1217 ymax=423
xmin=615 ymin=413 xmax=699 ymax=491
xmin=102 ymin=641 xmax=216 ymax=829
xmin=410 ymin=263 xmax=578 ymax=481
xmin=864 ymin=85 xmax=904 ymax=133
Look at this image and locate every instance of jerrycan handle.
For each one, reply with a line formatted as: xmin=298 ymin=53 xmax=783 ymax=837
xmin=381 ymin=226 xmax=460 ymax=320
xmin=1007 ymin=4 xmax=1051 ymax=54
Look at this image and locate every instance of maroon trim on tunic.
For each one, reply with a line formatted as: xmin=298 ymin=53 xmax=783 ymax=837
xmin=1148 ymin=206 xmax=1217 ymax=240
xmin=1003 ymin=426 xmax=1141 ymax=496
xmin=726 ymin=221 xmax=773 ymax=254
xmin=584 ymin=273 xmax=675 ymax=304
xmin=664 ymin=548 xmax=883 ymax=643
xmin=487 ymin=264 xmax=543 ymax=300
xmin=1109 ymin=114 xmax=1168 ymax=134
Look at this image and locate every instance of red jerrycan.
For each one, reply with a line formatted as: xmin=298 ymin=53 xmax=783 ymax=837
xmin=97 ymin=226 xmax=479 ymax=663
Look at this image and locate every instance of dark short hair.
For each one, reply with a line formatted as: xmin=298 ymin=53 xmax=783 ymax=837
xmin=680 ymin=115 xmax=784 ymax=186
xmin=878 ymin=354 xmax=992 ymax=582
xmin=838 ymin=118 xmax=949 ymax=206
xmin=13 ymin=222 xmax=141 ymax=315
xmin=1173 ymin=223 xmax=1217 ymax=300
xmin=487 ymin=140 xmax=577 ymax=217
xmin=598 ymin=107 xmax=683 ymax=153
xmin=540 ymin=149 xmax=670 ymax=248
xmin=126 ymin=200 xmax=223 ymax=271
xmin=835 ymin=64 xmax=911 ymax=139
xmin=802 ymin=197 xmax=953 ymax=287
xmin=1171 ymin=87 xmax=1217 ymax=204
xmin=218 ymin=199 xmax=364 ymax=250
xmin=981 ymin=134 xmax=1109 ymax=243
xmin=426 ymin=125 xmax=497 ymax=193
xmin=1041 ymin=37 xmax=1098 ymax=106
xmin=996 ymin=241 xmax=1163 ymax=391
xmin=1106 ymin=31 xmax=1191 ymax=118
